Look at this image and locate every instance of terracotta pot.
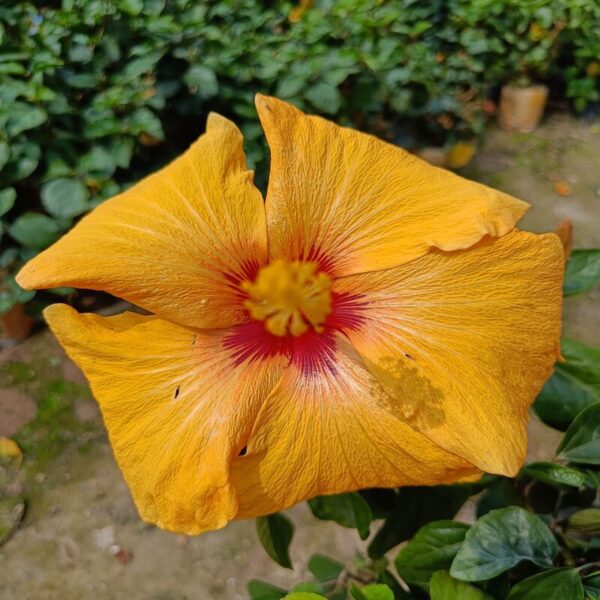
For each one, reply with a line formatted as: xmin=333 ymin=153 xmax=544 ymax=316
xmin=498 ymin=84 xmax=548 ymax=133
xmin=0 ymin=304 xmax=34 ymax=347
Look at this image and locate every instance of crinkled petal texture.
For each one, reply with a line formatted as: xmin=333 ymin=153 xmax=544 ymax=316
xmin=46 ymin=304 xmax=479 ymax=532
xmin=17 ymin=114 xmax=267 ymax=329
xmin=44 ymin=304 xmax=288 ymax=534
xmin=232 ymin=334 xmax=479 ymax=518
xmin=257 ymin=94 xmax=529 ymax=276
xmin=334 ymin=231 xmax=564 ymax=475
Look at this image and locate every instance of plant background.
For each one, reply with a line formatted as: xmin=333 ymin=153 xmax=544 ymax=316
xmin=1 ymin=0 xmax=600 ymax=314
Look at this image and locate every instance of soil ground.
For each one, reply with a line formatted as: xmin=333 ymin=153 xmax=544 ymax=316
xmin=0 ymin=114 xmax=598 ymax=600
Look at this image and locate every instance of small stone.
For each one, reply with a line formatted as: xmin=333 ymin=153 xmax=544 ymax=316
xmin=93 ymin=525 xmax=115 ymax=550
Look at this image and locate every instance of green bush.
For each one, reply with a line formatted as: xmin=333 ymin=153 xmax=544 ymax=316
xmin=0 ymin=0 xmax=598 ymax=315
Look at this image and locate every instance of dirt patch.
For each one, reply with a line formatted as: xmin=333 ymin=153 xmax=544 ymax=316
xmin=0 ymin=389 xmax=36 ymax=436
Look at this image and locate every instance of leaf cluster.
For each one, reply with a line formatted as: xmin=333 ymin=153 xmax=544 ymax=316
xmin=1 ymin=0 xmax=598 ymax=315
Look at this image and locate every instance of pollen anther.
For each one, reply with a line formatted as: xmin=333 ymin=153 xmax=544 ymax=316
xmin=242 ymin=259 xmax=332 ymax=337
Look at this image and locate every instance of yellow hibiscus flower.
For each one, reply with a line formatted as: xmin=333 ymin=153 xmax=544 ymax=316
xmin=17 ymin=95 xmax=564 ymax=535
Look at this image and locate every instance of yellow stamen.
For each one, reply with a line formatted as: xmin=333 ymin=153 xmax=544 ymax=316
xmin=242 ymin=259 xmax=332 ymax=337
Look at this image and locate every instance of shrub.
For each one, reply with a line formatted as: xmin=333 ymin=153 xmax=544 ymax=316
xmin=0 ymin=0 xmax=597 ymax=315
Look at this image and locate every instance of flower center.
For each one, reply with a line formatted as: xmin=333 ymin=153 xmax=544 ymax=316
xmin=242 ymin=259 xmax=332 ymax=337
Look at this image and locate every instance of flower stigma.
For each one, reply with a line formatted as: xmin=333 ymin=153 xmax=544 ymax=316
xmin=242 ymin=259 xmax=332 ymax=337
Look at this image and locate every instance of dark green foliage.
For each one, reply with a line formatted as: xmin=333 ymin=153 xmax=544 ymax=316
xmin=505 ymin=568 xmax=584 ymax=600
xmin=450 ymin=507 xmax=558 ymax=581
xmin=1 ymin=0 xmax=598 ymax=315
xmin=256 ymin=512 xmax=294 ymax=569
xmin=255 ymin=391 xmax=600 ymax=599
xmin=534 ymin=339 xmax=600 ymax=429
xmin=308 ymin=492 xmax=372 ymax=540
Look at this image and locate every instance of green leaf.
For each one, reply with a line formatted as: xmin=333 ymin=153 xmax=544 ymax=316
xmin=568 ymin=508 xmax=600 ymax=534
xmin=307 ymin=554 xmax=344 ymax=582
xmin=256 ymin=513 xmax=294 ymax=569
xmin=308 ymin=492 xmax=372 ymax=539
xmin=558 ymin=402 xmax=600 ymax=465
xmin=7 ymin=102 xmax=47 ymax=136
xmin=395 ymin=521 xmax=470 ymax=590
xmin=0 ymin=142 xmax=9 ymax=170
xmin=6 ymin=276 xmax=35 ymax=304
xmin=0 ymin=248 xmax=19 ymax=269
xmin=450 ymin=507 xmax=558 ymax=581
xmin=564 ymin=250 xmax=600 ymax=296
xmin=184 ymin=65 xmax=218 ymax=98
xmin=368 ymin=485 xmax=475 ymax=558
xmin=41 ymin=179 xmax=89 ymax=219
xmin=305 ymin=83 xmax=342 ymax=114
xmin=429 ymin=571 xmax=492 ymax=600
xmin=109 ymin=138 xmax=135 ymax=169
xmin=351 ymin=583 xmax=394 ymax=600
xmin=283 ymin=594 xmax=326 ymax=600
xmin=119 ymin=0 xmax=143 ymax=16
xmin=0 ymin=188 xmax=16 ymax=217
xmin=583 ymin=573 xmax=600 ymax=599
xmin=8 ymin=213 xmax=61 ymax=248
xmin=534 ymin=339 xmax=600 ymax=429
xmin=506 ymin=568 xmax=584 ymax=600
xmin=79 ymin=147 xmax=116 ymax=179
xmin=247 ymin=579 xmax=287 ymax=600
xmin=127 ymin=108 xmax=164 ymax=140
xmin=522 ymin=462 xmax=587 ymax=487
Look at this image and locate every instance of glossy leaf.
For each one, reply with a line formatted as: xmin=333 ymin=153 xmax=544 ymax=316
xmin=283 ymin=594 xmax=326 ymax=600
xmin=564 ymin=250 xmax=600 ymax=296
xmin=308 ymin=492 xmax=372 ymax=540
xmin=522 ymin=462 xmax=587 ymax=487
xmin=369 ymin=485 xmax=476 ymax=558
xmin=583 ymin=573 xmax=600 ymax=599
xmin=429 ymin=571 xmax=492 ymax=600
xmin=534 ymin=339 xmax=600 ymax=429
xmin=568 ymin=508 xmax=600 ymax=534
xmin=248 ymin=580 xmax=287 ymax=600
xmin=450 ymin=507 xmax=558 ymax=581
xmin=351 ymin=584 xmax=394 ymax=600
xmin=0 ymin=188 xmax=16 ymax=217
xmin=41 ymin=179 xmax=90 ymax=219
xmin=256 ymin=513 xmax=294 ymax=569
xmin=505 ymin=568 xmax=584 ymax=600
xmin=395 ymin=521 xmax=469 ymax=589
xmin=8 ymin=212 xmax=61 ymax=248
xmin=307 ymin=554 xmax=344 ymax=583
xmin=558 ymin=402 xmax=600 ymax=465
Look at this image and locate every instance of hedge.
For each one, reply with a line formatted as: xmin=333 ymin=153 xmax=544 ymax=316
xmin=0 ymin=0 xmax=598 ymax=314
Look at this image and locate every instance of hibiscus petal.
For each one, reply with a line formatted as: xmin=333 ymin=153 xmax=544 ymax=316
xmin=231 ymin=334 xmax=479 ymax=518
xmin=256 ymin=95 xmax=528 ymax=276
xmin=44 ymin=304 xmax=287 ymax=534
xmin=333 ymin=231 xmax=564 ymax=475
xmin=18 ymin=114 xmax=267 ymax=329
